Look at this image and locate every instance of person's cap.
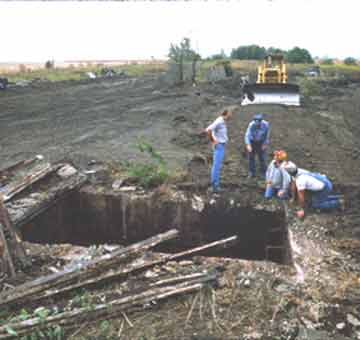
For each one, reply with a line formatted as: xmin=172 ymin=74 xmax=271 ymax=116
xmin=253 ymin=113 xmax=263 ymax=121
xmin=283 ymin=161 xmax=298 ymax=176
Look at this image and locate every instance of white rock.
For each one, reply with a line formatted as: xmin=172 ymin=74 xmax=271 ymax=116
xmin=57 ymin=164 xmax=77 ymax=178
xmin=112 ymin=179 xmax=124 ymax=190
xmin=191 ymin=195 xmax=204 ymax=212
xmin=119 ymin=186 xmax=137 ymax=192
xmin=347 ymin=314 xmax=360 ymax=327
xmin=336 ymin=322 xmax=346 ymax=330
xmin=144 ymin=270 xmax=158 ymax=278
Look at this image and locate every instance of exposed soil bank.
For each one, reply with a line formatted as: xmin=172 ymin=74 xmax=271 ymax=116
xmin=21 ymin=186 xmax=290 ymax=264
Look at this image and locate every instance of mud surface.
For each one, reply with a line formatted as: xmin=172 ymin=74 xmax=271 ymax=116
xmin=1 ymin=74 xmax=360 ymax=339
xmin=1 ymin=75 xmax=360 ymax=185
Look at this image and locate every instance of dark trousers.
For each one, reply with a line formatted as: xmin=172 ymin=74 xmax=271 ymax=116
xmin=248 ymin=142 xmax=267 ymax=177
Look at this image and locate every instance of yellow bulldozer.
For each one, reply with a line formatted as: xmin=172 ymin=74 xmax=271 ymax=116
xmin=242 ymin=54 xmax=300 ymax=106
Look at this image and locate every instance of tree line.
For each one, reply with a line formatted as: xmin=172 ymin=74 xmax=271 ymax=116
xmin=168 ymin=38 xmax=358 ymax=65
xmin=229 ymin=45 xmax=314 ymax=64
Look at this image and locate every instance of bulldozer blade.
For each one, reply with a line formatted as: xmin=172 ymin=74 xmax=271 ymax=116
xmin=242 ymin=84 xmax=300 ymax=106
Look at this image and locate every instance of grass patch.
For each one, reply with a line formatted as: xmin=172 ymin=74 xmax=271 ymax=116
xmin=126 ymin=142 xmax=170 ymax=189
xmin=319 ymin=64 xmax=360 ymax=79
xmin=2 ymin=63 xmax=167 ymax=83
xmin=3 ymin=59 xmax=359 ymax=85
xmin=298 ymin=78 xmax=322 ymax=99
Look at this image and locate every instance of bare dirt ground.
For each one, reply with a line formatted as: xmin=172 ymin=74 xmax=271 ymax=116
xmin=1 ymin=73 xmax=360 ymax=339
xmin=1 ymin=74 xmax=359 ymax=183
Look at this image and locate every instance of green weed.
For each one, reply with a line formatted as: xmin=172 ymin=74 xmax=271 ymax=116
xmin=126 ymin=142 xmax=169 ymax=188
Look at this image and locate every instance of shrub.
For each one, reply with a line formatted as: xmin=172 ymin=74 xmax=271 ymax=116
xmin=127 ymin=142 xmax=169 ymax=188
xmin=168 ymin=37 xmax=200 ymax=63
xmin=299 ymin=78 xmax=321 ymax=99
xmin=286 ymin=47 xmax=313 ymax=64
xmin=230 ymin=45 xmax=266 ymax=60
xmin=322 ymin=58 xmax=334 ymax=65
xmin=45 ymin=60 xmax=55 ymax=69
xmin=344 ymin=57 xmax=357 ymax=65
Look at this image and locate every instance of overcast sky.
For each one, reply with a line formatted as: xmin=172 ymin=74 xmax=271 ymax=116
xmin=0 ymin=0 xmax=359 ymax=62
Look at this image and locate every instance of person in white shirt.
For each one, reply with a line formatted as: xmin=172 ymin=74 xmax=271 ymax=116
xmin=283 ymin=162 xmax=343 ymax=218
xmin=205 ymin=108 xmax=233 ymax=193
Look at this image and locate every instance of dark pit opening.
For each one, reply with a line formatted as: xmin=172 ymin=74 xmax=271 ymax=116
xmin=20 ymin=187 xmax=291 ymax=265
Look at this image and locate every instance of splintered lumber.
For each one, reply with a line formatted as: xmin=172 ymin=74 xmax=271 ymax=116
xmin=26 ymin=235 xmax=238 ymax=305
xmin=3 ymin=163 xmax=58 ymax=203
xmin=12 ymin=174 xmax=87 ymax=229
xmin=0 ymin=155 xmax=44 ymax=180
xmin=0 ymin=222 xmax=15 ymax=278
xmin=0 ymin=273 xmax=216 ymax=339
xmin=0 ymin=229 xmax=179 ymax=308
xmin=0 ymin=194 xmax=29 ymax=277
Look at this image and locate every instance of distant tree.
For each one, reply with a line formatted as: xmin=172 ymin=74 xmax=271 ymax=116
xmin=322 ymin=58 xmax=334 ymax=65
xmin=344 ymin=57 xmax=357 ymax=65
xmin=168 ymin=37 xmax=201 ymax=63
xmin=168 ymin=37 xmax=201 ymax=83
xmin=45 ymin=60 xmax=55 ymax=69
xmin=266 ymin=47 xmax=286 ymax=56
xmin=286 ymin=47 xmax=313 ymax=64
xmin=230 ymin=45 xmax=266 ymax=60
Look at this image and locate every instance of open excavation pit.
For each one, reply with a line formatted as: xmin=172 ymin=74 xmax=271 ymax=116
xmin=18 ymin=185 xmax=292 ymax=265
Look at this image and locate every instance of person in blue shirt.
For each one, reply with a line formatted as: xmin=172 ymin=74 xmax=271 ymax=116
xmin=264 ymin=150 xmax=291 ymax=199
xmin=244 ymin=113 xmax=270 ymax=178
xmin=205 ymin=108 xmax=233 ymax=193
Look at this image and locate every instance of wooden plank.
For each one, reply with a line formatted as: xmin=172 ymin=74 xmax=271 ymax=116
xmin=3 ymin=164 xmax=59 ymax=203
xmin=0 ymin=229 xmax=179 ymax=308
xmin=27 ymin=235 xmax=237 ymax=305
xmin=0 ymin=197 xmax=28 ymax=268
xmin=0 ymin=222 xmax=15 ymax=278
xmin=0 ymin=275 xmax=215 ymax=339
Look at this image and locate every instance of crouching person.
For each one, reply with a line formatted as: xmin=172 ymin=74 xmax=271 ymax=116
xmin=264 ymin=150 xmax=291 ymax=200
xmin=283 ymin=162 xmax=344 ymax=218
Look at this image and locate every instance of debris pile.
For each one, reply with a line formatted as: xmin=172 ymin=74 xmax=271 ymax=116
xmin=0 ymin=228 xmax=236 ymax=339
xmin=0 ymin=156 xmax=85 ymax=278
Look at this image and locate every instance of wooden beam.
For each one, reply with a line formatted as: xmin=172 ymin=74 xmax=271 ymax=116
xmin=0 ymin=222 xmax=15 ymax=278
xmin=0 ymin=197 xmax=28 ymax=268
xmin=16 ymin=235 xmax=237 ymax=306
xmin=0 ymin=274 xmax=215 ymax=339
xmin=0 ymin=229 xmax=179 ymax=308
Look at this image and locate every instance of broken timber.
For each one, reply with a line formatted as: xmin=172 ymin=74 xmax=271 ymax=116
xmin=12 ymin=173 xmax=87 ymax=229
xmin=0 ymin=195 xmax=29 ymax=277
xmin=0 ymin=274 xmax=217 ymax=339
xmin=0 ymin=234 xmax=237 ymax=308
xmin=3 ymin=164 xmax=59 ymax=203
xmin=0 ymin=155 xmax=56 ymax=203
xmin=32 ymin=235 xmax=237 ymax=304
xmin=0 ymin=229 xmax=180 ymax=308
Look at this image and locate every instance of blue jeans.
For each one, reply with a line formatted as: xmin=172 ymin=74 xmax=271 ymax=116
xmin=310 ymin=175 xmax=340 ymax=210
xmin=211 ymin=143 xmax=225 ymax=190
xmin=248 ymin=142 xmax=267 ymax=177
